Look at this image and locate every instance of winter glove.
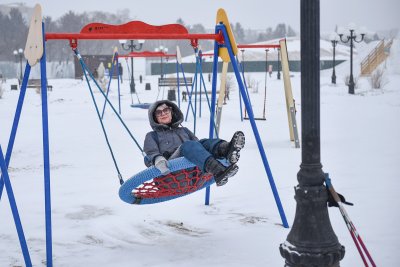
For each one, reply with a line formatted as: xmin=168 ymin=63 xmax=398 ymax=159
xmin=327 ymin=189 xmax=354 ymax=208
xmin=154 ymin=156 xmax=170 ymax=175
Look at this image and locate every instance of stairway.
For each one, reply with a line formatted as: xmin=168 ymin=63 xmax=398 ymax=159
xmin=360 ymin=39 xmax=393 ymax=76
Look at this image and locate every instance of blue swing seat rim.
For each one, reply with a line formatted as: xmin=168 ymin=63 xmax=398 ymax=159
xmin=119 ymin=157 xmax=215 ymax=204
xmin=130 ymin=103 xmax=152 ymax=109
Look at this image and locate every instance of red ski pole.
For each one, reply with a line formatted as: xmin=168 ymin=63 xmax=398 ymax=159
xmin=339 ymin=203 xmax=369 ymax=267
xmin=325 ymin=176 xmax=376 ymax=267
xmin=339 ymin=202 xmax=377 ymax=267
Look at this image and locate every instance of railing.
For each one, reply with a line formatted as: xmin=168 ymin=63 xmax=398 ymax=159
xmin=360 ymin=39 xmax=392 ymax=76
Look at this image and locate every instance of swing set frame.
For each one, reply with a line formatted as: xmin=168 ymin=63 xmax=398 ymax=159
xmin=0 ymin=5 xmax=289 ymax=266
xmin=238 ymin=42 xmax=300 ymax=148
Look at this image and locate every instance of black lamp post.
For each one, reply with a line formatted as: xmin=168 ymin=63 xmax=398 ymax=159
xmin=13 ymin=48 xmax=23 ymax=84
xmin=338 ymin=24 xmax=365 ymax=94
xmin=279 ymin=0 xmax=345 ymax=266
xmin=119 ymin=39 xmax=145 ymax=93
xmin=155 ymin=46 xmax=168 ymax=78
xmin=330 ymin=35 xmax=338 ymax=84
xmin=277 ymin=48 xmax=281 ymax=80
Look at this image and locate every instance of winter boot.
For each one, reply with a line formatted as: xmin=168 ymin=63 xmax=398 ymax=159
xmin=205 ymin=157 xmax=239 ymax=186
xmin=217 ymin=131 xmax=245 ymax=164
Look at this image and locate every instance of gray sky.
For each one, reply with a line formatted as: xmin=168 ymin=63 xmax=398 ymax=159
xmin=11 ymin=0 xmax=400 ymax=33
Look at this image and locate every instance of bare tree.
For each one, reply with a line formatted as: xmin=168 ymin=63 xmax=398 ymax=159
xmin=344 ymin=75 xmax=359 ymax=89
xmin=369 ymin=67 xmax=387 ymax=89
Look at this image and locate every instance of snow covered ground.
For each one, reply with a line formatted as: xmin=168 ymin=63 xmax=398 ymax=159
xmin=0 ymin=40 xmax=399 ymax=267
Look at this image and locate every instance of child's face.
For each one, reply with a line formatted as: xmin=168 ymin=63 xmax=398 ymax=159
xmin=155 ymin=106 xmax=172 ymax=125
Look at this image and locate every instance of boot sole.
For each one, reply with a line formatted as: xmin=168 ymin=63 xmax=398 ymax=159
xmin=215 ymin=164 xmax=239 ymax=186
xmin=227 ymin=131 xmax=245 ymax=164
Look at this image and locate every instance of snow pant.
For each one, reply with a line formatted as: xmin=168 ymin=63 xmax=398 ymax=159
xmin=170 ymin=139 xmax=223 ymax=172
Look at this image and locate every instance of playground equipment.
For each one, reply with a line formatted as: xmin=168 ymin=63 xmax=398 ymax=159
xmin=119 ymin=50 xmax=179 ymax=108
xmin=101 ymin=48 xmax=122 ymax=117
xmin=0 ymin=6 xmax=289 ymax=266
xmin=181 ymin=46 xmax=215 ymax=135
xmin=237 ymin=41 xmax=300 ymax=148
xmin=240 ymin=47 xmax=269 ymax=121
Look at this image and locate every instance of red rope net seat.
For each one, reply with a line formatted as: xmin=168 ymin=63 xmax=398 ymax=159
xmin=119 ymin=158 xmax=215 ymax=204
xmin=136 ymin=167 xmax=213 ymax=198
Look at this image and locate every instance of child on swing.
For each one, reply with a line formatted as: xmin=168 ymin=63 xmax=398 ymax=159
xmin=143 ymin=100 xmax=245 ymax=186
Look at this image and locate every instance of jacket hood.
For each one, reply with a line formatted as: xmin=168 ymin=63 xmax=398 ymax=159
xmin=148 ymin=100 xmax=183 ymax=130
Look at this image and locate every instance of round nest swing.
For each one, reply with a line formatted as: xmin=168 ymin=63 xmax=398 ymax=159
xmin=119 ymin=157 xmax=215 ymax=204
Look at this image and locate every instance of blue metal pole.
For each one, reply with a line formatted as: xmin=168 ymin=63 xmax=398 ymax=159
xmin=193 ymin=56 xmax=198 ymax=135
xmin=116 ymin=55 xmax=121 ymax=115
xmin=40 ymin=22 xmax=54 ymax=265
xmin=197 ymin=53 xmax=202 ymax=118
xmin=204 ymin=35 xmax=220 ymax=205
xmin=0 ymin=66 xmax=33 ymax=263
xmin=184 ymin=71 xmax=196 ymax=122
xmin=0 ymin=146 xmax=32 ymax=266
xmin=179 ymin=64 xmax=195 ymax=115
xmin=0 ymin=64 xmax=31 ymax=200
xmin=183 ymin=68 xmax=196 ymax=121
xmin=176 ymin=60 xmax=180 ymax=108
xmin=101 ymin=53 xmax=117 ymax=119
xmin=198 ymin=59 xmax=212 ymax=112
xmin=218 ymin=24 xmax=289 ymax=228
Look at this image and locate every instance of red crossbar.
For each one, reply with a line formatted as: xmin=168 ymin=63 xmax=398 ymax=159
xmin=201 ymin=53 xmax=214 ymax=57
xmin=118 ymin=51 xmax=176 ymax=58
xmin=237 ymin=44 xmax=280 ymax=49
xmin=45 ymin=33 xmax=220 ymax=41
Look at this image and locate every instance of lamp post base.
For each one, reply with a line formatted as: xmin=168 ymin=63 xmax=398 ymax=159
xmin=348 ymin=83 xmax=355 ymax=94
xmin=280 ymin=243 xmax=344 ymax=267
xmin=331 ymin=70 xmax=336 ymax=84
xmin=130 ymin=82 xmax=135 ymax=93
xmin=280 ymin=184 xmax=345 ymax=267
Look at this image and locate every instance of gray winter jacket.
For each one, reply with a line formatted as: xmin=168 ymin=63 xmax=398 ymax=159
xmin=143 ymin=100 xmax=198 ymax=167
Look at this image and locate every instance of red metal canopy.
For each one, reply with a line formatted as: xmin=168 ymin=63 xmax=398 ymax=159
xmin=45 ymin=21 xmax=223 ymax=48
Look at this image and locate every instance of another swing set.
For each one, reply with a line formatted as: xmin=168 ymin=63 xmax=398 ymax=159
xmin=0 ymin=5 xmax=289 ymax=266
xmin=102 ymin=48 xmax=196 ymax=113
xmin=118 ymin=50 xmax=178 ymax=108
xmin=238 ymin=41 xmax=300 ymax=148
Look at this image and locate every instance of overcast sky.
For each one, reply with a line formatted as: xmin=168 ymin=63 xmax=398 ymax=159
xmin=12 ymin=0 xmax=400 ymax=33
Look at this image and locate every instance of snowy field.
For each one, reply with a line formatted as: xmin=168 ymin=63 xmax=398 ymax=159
xmin=0 ymin=41 xmax=399 ymax=266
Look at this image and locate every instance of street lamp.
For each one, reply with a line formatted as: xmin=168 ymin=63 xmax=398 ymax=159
xmin=13 ymin=48 xmax=23 ymax=84
xmin=338 ymin=23 xmax=366 ymax=94
xmin=119 ymin=39 xmax=145 ymax=93
xmin=330 ymin=33 xmax=339 ymax=84
xmin=155 ymin=46 xmax=168 ymax=78
xmin=280 ymin=1 xmax=345 ymax=266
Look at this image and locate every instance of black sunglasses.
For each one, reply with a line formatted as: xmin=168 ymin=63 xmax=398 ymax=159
xmin=155 ymin=107 xmax=172 ymax=117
